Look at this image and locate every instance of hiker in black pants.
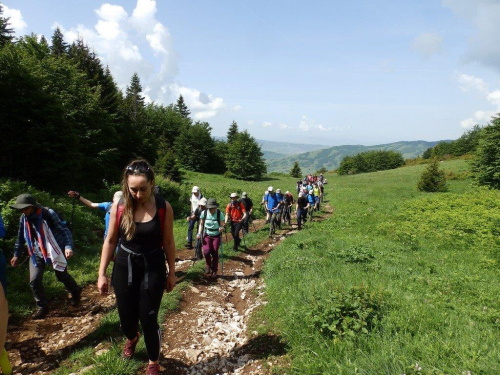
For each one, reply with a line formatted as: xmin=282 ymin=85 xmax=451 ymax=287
xmin=240 ymin=192 xmax=253 ymax=234
xmin=225 ymin=193 xmax=247 ymax=251
xmin=97 ymin=160 xmax=176 ymax=375
xmin=296 ymin=192 xmax=310 ymax=230
xmin=10 ymin=194 xmax=81 ymax=319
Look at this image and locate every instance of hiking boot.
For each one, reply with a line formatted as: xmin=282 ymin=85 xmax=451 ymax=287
xmin=123 ymin=332 xmax=140 ymax=359
xmin=185 ymin=242 xmax=193 ymax=249
xmin=210 ymin=271 xmax=217 ymax=279
xmin=146 ymin=363 xmax=161 ymax=375
xmin=70 ymin=287 xmax=82 ymax=307
xmin=32 ymin=307 xmax=48 ymax=320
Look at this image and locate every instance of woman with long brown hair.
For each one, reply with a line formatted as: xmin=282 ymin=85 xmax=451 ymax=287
xmin=97 ymin=160 xmax=175 ymax=375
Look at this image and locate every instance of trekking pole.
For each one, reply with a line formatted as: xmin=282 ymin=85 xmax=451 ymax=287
xmin=219 ymin=236 xmax=224 ymax=277
xmin=70 ymin=196 xmax=76 ymax=233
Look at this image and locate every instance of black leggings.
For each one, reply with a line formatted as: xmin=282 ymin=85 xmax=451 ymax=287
xmin=112 ymin=249 xmax=166 ymax=361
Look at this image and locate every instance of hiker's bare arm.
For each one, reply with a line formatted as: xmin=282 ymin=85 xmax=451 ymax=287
xmin=97 ymin=201 xmax=119 ymax=295
xmin=68 ymin=191 xmax=98 ymax=208
xmin=197 ymin=219 xmax=205 ymax=238
xmin=162 ymin=202 xmax=176 ymax=293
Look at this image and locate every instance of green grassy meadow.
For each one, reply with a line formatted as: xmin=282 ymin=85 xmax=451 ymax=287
xmin=258 ymin=159 xmax=500 ymax=374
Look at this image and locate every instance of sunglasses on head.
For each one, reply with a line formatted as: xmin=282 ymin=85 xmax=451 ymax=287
xmin=126 ymin=161 xmax=150 ymax=175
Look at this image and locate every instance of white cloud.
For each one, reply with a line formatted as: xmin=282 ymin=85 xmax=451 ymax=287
xmin=457 ymin=73 xmax=500 ymax=128
xmin=3 ymin=5 xmax=27 ymax=35
xmin=412 ymin=32 xmax=443 ymax=58
xmin=56 ymin=1 xmax=225 ymax=119
xmin=232 ymin=105 xmax=242 ymax=111
xmin=262 ymin=122 xmax=273 ymax=128
xmin=299 ymin=116 xmax=309 ymax=131
xmin=460 ymin=110 xmax=495 ymax=128
xmin=247 ymin=120 xmax=255 ymax=126
xmin=279 ymin=123 xmax=289 ymax=129
xmin=457 ymin=73 xmax=489 ymax=94
xmin=317 ymin=124 xmax=332 ymax=132
xmin=487 ymin=90 xmax=500 ymax=107
xmin=169 ymin=84 xmax=225 ymax=120
xmin=299 ymin=115 xmax=331 ymax=132
xmin=443 ymin=0 xmax=500 ymax=72
xmin=95 ymin=4 xmax=128 ymax=21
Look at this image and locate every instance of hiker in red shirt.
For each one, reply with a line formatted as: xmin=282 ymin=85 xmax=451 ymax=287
xmin=225 ymin=193 xmax=247 ymax=251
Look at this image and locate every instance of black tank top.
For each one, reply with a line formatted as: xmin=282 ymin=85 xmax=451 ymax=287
xmin=119 ymin=196 xmax=163 ymax=254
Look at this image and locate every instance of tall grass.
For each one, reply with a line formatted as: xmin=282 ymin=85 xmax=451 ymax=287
xmin=260 ymin=159 xmax=500 ymax=374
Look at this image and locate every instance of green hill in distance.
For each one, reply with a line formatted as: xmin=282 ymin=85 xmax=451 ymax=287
xmin=266 ymin=140 xmax=446 ymax=173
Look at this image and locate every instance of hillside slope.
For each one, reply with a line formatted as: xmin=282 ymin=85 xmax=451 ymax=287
xmin=266 ymin=140 xmax=444 ymax=173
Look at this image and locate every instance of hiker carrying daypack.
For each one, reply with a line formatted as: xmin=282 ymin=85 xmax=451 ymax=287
xmin=240 ymin=192 xmax=253 ymax=234
xmin=225 ymin=193 xmax=247 ymax=251
xmin=197 ymin=198 xmax=225 ymax=278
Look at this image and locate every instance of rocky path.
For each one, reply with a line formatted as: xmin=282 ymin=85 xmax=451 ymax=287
xmin=4 ymin=205 xmax=332 ymax=374
xmin=145 ymin=205 xmax=333 ymax=375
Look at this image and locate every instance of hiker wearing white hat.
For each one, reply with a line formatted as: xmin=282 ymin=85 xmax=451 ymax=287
xmin=225 ymin=193 xmax=247 ymax=251
xmin=261 ymin=190 xmax=271 ymax=223
xmin=186 ymin=186 xmax=203 ymax=249
xmin=264 ymin=188 xmax=283 ymax=237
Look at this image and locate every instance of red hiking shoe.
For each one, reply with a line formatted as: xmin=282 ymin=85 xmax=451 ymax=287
xmin=123 ymin=332 xmax=140 ymax=359
xmin=146 ymin=363 xmax=161 ymax=375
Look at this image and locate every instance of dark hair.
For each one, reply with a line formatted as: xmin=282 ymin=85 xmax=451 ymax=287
xmin=121 ymin=159 xmax=155 ymax=240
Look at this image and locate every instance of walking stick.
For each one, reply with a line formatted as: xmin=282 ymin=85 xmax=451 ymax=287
xmin=70 ymin=196 xmax=76 ymax=233
xmin=219 ymin=234 xmax=224 ymax=277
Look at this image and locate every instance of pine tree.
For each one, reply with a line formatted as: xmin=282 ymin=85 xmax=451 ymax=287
xmin=175 ymin=94 xmax=190 ymax=118
xmin=226 ymin=131 xmax=267 ymax=180
xmin=155 ymin=136 xmax=182 ymax=182
xmin=417 ymin=158 xmax=448 ymax=192
xmin=471 ymin=116 xmax=500 ymax=189
xmin=0 ymin=4 xmax=14 ymax=46
xmin=227 ymin=121 xmax=239 ymax=145
xmin=51 ymin=27 xmax=68 ymax=56
xmin=125 ymin=73 xmax=145 ymax=121
xmin=290 ymin=161 xmax=302 ymax=178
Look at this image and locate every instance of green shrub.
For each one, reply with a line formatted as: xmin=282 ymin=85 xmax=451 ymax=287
xmin=330 ymin=245 xmax=375 ymax=263
xmin=379 ymin=187 xmax=500 ymax=251
xmin=417 ymin=158 xmax=448 ymax=192
xmin=338 ymin=150 xmax=404 ymax=175
xmin=0 ymin=178 xmax=102 ymax=251
xmin=307 ymin=284 xmax=385 ymax=339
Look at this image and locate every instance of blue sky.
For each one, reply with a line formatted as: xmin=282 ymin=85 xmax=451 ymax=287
xmin=3 ymin=0 xmax=500 ymax=146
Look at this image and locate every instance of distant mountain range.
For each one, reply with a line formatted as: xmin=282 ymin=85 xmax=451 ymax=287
xmin=264 ymin=140 xmax=445 ymax=173
xmin=214 ymin=136 xmax=329 ymax=161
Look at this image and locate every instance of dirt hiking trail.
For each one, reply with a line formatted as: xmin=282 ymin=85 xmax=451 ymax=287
xmin=5 ymin=203 xmax=333 ymax=375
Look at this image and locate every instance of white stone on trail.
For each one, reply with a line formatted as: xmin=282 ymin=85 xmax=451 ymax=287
xmin=233 ymin=271 xmax=245 ymax=277
xmin=184 ymin=348 xmax=202 ymax=363
xmin=190 ymin=286 xmax=200 ymax=293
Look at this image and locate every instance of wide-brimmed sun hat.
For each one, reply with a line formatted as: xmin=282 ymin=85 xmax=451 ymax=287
xmin=268 ymin=186 xmax=274 ymax=192
xmin=10 ymin=193 xmax=41 ymax=210
xmin=192 ymin=186 xmax=200 ymax=193
xmin=229 ymin=192 xmax=239 ymax=198
xmin=198 ymin=198 xmax=208 ymax=206
xmin=206 ymin=198 xmax=219 ymax=208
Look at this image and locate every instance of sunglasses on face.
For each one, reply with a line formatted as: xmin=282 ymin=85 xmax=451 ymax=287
xmin=126 ymin=162 xmax=150 ymax=175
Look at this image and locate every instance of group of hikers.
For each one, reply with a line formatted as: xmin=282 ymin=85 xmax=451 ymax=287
xmin=0 ymin=160 xmax=325 ymax=375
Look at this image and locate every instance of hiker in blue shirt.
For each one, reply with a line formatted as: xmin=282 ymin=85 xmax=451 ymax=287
xmin=307 ymin=190 xmax=316 ymax=219
xmin=68 ymin=190 xmax=123 ymax=240
xmin=265 ymin=187 xmax=283 ymax=236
